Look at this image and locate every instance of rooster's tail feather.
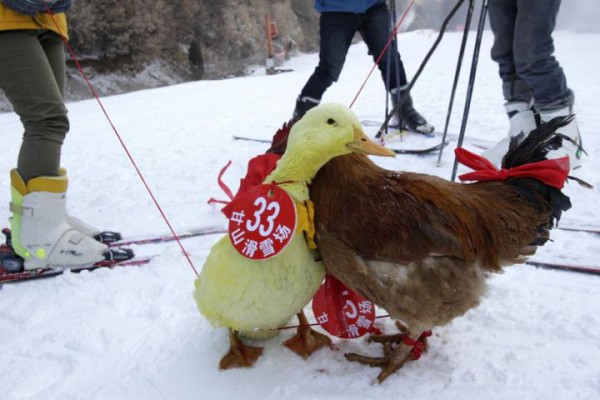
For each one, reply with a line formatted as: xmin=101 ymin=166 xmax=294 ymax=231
xmin=502 ymin=115 xmax=573 ymax=169
xmin=501 ymin=116 xmax=575 ymax=227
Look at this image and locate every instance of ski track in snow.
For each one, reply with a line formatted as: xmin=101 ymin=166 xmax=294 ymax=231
xmin=0 ymin=30 xmax=599 ymax=400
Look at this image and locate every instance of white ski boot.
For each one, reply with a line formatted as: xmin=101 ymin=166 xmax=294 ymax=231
xmin=9 ymin=169 xmax=109 ymax=270
xmin=53 ymin=169 xmax=122 ymax=244
xmin=540 ymin=106 xmax=583 ymax=170
xmin=483 ymin=101 xmax=538 ymax=165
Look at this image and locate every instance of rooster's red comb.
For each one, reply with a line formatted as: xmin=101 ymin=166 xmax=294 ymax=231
xmin=267 ymin=119 xmax=297 ymax=156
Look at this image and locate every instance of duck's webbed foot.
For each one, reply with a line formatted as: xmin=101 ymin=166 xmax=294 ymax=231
xmin=283 ymin=311 xmax=332 ymax=359
xmin=219 ymin=329 xmax=264 ymax=369
xmin=345 ymin=321 xmax=432 ymax=382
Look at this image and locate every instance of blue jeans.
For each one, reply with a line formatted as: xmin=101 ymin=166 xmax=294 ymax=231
xmin=298 ymin=2 xmax=408 ymax=101
xmin=488 ymin=0 xmax=572 ymax=110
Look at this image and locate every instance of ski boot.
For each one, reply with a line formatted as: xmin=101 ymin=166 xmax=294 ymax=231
xmin=483 ymin=101 xmax=539 ymax=165
xmin=390 ymin=88 xmax=434 ymax=134
xmin=0 ymin=228 xmax=23 ymax=273
xmin=9 ymin=169 xmax=132 ymax=271
xmin=292 ymin=96 xmax=320 ymax=120
xmin=55 ymin=168 xmax=123 ymax=244
xmin=540 ymin=106 xmax=583 ymax=170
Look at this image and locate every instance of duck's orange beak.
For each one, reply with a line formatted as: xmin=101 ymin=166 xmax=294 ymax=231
xmin=347 ymin=127 xmax=396 ymax=157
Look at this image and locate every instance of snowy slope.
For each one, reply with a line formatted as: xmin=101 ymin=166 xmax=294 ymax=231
xmin=0 ymin=30 xmax=598 ymax=400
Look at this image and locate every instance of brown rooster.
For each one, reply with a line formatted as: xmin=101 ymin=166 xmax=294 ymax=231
xmin=268 ymin=114 xmax=575 ymax=382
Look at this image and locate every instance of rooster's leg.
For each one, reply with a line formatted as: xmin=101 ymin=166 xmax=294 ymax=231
xmin=346 ymin=325 xmax=430 ymax=383
xmin=282 ymin=311 xmax=332 ymax=359
xmin=219 ymin=329 xmax=264 ymax=369
xmin=368 ymin=320 xmax=409 ymax=345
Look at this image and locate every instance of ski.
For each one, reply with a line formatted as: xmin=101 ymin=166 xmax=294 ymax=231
xmin=267 ymin=68 xmax=294 ymax=75
xmin=108 ymin=225 xmax=227 ymax=247
xmin=389 ymin=141 xmax=448 ymax=155
xmin=232 ymin=135 xmax=446 ymax=155
xmin=1 ymin=224 xmax=226 ymax=250
xmin=0 ymin=255 xmax=156 ymax=284
xmin=0 ymin=224 xmax=227 ymax=284
xmin=361 ymin=120 xmax=494 ymax=151
xmin=555 ymin=225 xmax=600 ymax=235
xmin=233 ymin=135 xmax=270 ymax=144
xmin=526 ymin=260 xmax=600 ymax=275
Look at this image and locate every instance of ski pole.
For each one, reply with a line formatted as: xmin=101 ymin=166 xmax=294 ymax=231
xmin=451 ymin=0 xmax=489 ymax=181
xmin=376 ymin=0 xmax=466 ymax=139
xmin=383 ymin=0 xmax=394 ymax=139
xmin=436 ymin=0 xmax=475 ymax=166
xmin=390 ymin=0 xmax=403 ymax=133
xmin=382 ymin=0 xmax=404 ymax=142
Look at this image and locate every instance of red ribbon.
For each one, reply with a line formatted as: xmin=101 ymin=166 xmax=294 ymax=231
xmin=455 ymin=148 xmax=570 ymax=189
xmin=221 ymin=153 xmax=281 ymax=218
xmin=401 ymin=330 xmax=432 ymax=360
xmin=207 ymin=160 xmax=235 ymax=205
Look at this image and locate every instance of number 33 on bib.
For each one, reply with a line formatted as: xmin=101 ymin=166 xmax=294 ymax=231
xmin=227 ymin=184 xmax=298 ymax=260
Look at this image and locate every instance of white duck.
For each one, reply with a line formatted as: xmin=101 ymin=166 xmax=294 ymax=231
xmin=194 ymin=103 xmax=395 ymax=368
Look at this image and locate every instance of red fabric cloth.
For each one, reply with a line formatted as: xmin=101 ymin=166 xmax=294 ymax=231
xmin=455 ymin=148 xmax=570 ymax=189
xmin=221 ymin=153 xmax=281 ymax=218
xmin=401 ymin=330 xmax=432 ymax=360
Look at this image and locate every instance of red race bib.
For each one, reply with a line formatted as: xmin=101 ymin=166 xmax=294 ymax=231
xmin=312 ymin=274 xmax=376 ymax=339
xmin=227 ymin=184 xmax=297 ymax=260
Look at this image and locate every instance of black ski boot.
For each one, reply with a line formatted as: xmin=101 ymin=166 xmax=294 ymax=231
xmin=292 ymin=96 xmax=320 ymax=120
xmin=391 ymin=89 xmax=434 ymax=134
xmin=0 ymin=228 xmax=24 ymax=272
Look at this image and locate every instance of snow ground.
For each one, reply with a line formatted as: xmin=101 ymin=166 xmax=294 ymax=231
xmin=0 ymin=30 xmax=598 ymax=400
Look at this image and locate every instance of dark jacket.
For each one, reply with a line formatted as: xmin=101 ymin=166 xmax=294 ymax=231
xmin=315 ymin=0 xmax=385 ymax=14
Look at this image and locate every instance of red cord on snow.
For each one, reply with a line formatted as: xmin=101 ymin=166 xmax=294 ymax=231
xmin=41 ymin=0 xmax=200 ymax=277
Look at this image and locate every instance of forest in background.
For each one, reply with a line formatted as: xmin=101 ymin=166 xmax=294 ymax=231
xmin=1 ymin=0 xmax=318 ymax=110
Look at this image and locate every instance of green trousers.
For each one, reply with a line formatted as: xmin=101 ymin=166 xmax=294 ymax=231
xmin=0 ymin=30 xmax=69 ymax=183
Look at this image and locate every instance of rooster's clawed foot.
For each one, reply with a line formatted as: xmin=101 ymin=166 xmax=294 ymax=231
xmin=345 ymin=321 xmax=432 ymax=382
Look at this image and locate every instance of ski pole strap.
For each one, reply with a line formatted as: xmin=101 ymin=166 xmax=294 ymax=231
xmin=455 ymin=148 xmax=570 ymax=189
xmin=9 ymin=203 xmax=33 ymax=217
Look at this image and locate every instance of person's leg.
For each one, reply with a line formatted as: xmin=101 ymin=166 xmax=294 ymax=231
xmin=0 ymin=31 xmax=69 ymax=183
xmin=489 ymin=0 xmax=532 ymax=103
xmin=512 ymin=0 xmax=566 ymax=108
xmin=513 ymin=0 xmax=581 ymax=168
xmin=484 ymin=0 xmax=538 ymax=165
xmin=359 ymin=3 xmax=433 ymax=133
xmin=294 ymin=12 xmax=358 ymax=118
xmin=358 ymin=3 xmax=407 ymax=91
xmin=40 ymin=30 xmax=66 ymax=99
xmin=0 ymin=30 xmax=109 ymax=269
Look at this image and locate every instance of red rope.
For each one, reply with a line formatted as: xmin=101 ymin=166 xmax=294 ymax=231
xmin=41 ymin=1 xmax=200 ymax=277
xmin=349 ymin=0 xmax=416 ymax=109
xmin=273 ymin=313 xmax=391 ymax=331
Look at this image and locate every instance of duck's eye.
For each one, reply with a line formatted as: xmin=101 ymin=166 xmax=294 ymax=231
xmin=327 ymin=118 xmax=336 ymax=125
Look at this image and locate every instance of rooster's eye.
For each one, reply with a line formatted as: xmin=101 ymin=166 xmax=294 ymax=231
xmin=327 ymin=118 xmax=336 ymax=125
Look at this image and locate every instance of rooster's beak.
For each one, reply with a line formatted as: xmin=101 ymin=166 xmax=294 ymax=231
xmin=347 ymin=127 xmax=396 ymax=157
